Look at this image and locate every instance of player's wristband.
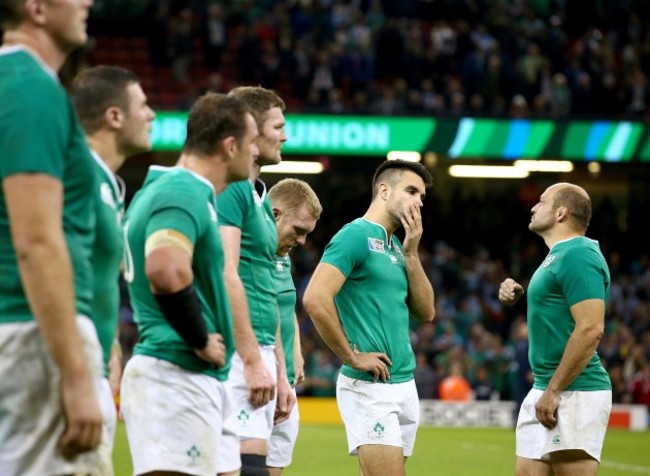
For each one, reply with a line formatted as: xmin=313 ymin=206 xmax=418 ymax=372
xmin=154 ymin=285 xmax=208 ymax=350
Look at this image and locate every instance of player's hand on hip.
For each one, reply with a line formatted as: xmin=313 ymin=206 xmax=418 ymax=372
xmin=351 ymin=350 xmax=392 ymax=383
xmin=58 ymin=373 xmax=103 ymax=458
xmin=195 ymin=333 xmax=226 ymax=368
xmin=244 ymin=359 xmax=276 ymax=408
xmin=400 ymin=204 xmax=423 ymax=255
xmin=498 ymin=278 xmax=524 ymax=306
xmin=535 ymin=389 xmax=560 ymax=429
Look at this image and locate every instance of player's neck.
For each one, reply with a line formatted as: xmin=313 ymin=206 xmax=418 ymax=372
xmin=2 ymin=29 xmax=69 ymax=72
xmin=364 ymin=202 xmax=397 ymax=236
xmin=543 ymin=228 xmax=584 ymax=250
xmin=87 ymin=135 xmax=125 ymax=173
xmin=179 ymin=153 xmax=226 ymax=193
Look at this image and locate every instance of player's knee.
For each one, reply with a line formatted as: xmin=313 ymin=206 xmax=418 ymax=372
xmin=241 ymin=453 xmax=270 ymax=476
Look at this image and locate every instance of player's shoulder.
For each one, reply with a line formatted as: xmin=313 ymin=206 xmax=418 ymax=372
xmin=217 ymin=179 xmax=254 ymax=210
xmin=1 ymin=50 xmax=62 ymax=98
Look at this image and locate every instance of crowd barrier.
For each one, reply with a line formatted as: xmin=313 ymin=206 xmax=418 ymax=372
xmin=297 ymin=397 xmax=648 ymax=431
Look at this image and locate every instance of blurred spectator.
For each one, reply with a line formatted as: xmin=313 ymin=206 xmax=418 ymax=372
xmin=439 ymin=362 xmax=472 ymax=402
xmin=628 ymin=361 xmax=650 ymax=406
xmin=414 ymin=351 xmax=439 ymax=399
xmin=472 ymin=365 xmax=495 ymax=401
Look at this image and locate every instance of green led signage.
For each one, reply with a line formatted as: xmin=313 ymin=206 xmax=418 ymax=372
xmin=151 ymin=112 xmax=650 ymax=162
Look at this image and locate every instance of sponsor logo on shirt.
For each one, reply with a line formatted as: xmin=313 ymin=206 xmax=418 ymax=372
xmin=368 ymin=238 xmax=385 ymax=253
xmin=543 ymin=256 xmax=555 ymax=268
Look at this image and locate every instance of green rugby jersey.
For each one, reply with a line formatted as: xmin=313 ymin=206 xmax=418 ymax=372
xmin=90 ymin=152 xmax=124 ymax=377
xmin=0 ymin=47 xmax=96 ymax=323
xmin=218 ymin=179 xmax=279 ymax=345
xmin=321 ymin=218 xmax=415 ymax=383
xmin=274 ymin=255 xmax=297 ymax=386
xmin=527 ymin=236 xmax=611 ymax=391
xmin=124 ymin=166 xmax=234 ymax=380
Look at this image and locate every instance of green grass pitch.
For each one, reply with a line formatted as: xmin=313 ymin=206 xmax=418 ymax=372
xmin=113 ymin=421 xmax=650 ymax=475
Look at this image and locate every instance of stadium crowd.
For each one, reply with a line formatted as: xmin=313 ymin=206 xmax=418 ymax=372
xmin=87 ymin=0 xmax=650 ymax=118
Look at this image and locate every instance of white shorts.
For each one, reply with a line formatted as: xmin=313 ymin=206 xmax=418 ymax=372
xmin=0 ymin=316 xmax=105 ymax=476
xmin=98 ymin=378 xmax=117 ymax=476
xmin=267 ymin=388 xmax=300 ymax=468
xmin=218 ymin=347 xmax=278 ymax=471
xmin=120 ymin=354 xmax=231 ymax=476
xmin=516 ymin=388 xmax=612 ymax=462
xmin=336 ymin=374 xmax=420 ymax=457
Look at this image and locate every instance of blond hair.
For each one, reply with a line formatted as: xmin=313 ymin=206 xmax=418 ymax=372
xmin=268 ymin=179 xmax=322 ymax=219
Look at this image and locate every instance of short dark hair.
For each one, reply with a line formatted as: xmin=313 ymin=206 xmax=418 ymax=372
xmin=372 ymin=160 xmax=433 ymax=198
xmin=71 ymin=66 xmax=140 ymax=134
xmin=184 ymin=92 xmax=251 ymax=157
xmin=227 ymin=86 xmax=285 ymax=130
xmin=0 ymin=0 xmax=22 ymax=30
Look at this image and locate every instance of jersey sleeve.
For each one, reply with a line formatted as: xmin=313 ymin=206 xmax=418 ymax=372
xmin=216 ymin=180 xmax=249 ymax=228
xmin=556 ymin=249 xmax=608 ymax=306
xmin=145 ymin=184 xmax=205 ymax=244
xmin=0 ymin=78 xmax=68 ymax=180
xmin=321 ymin=223 xmax=368 ymax=278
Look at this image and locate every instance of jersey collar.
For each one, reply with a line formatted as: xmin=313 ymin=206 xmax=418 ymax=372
xmin=359 ymin=218 xmax=393 ymax=248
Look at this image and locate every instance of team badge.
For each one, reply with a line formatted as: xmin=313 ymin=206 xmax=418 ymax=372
xmin=368 ymin=238 xmax=385 ymax=253
xmin=543 ymin=255 xmax=555 ymax=268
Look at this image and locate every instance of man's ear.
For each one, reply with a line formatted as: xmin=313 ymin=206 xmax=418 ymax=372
xmin=379 ymin=182 xmax=390 ymax=200
xmin=222 ymin=136 xmax=236 ymax=159
xmin=104 ymin=106 xmax=124 ymax=130
xmin=25 ymin=0 xmax=46 ymax=26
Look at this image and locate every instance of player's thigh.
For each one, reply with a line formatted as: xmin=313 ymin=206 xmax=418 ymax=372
xmin=121 ymin=355 xmax=227 ymax=475
xmin=550 ymin=449 xmax=599 ymax=476
xmin=337 ymin=374 xmax=415 ymax=456
xmin=358 ymin=445 xmax=405 ymax=476
xmin=267 ymin=395 xmax=299 ymax=469
xmin=515 ymin=456 xmax=554 ymax=476
xmin=98 ymin=377 xmax=118 ymax=476
xmin=0 ymin=317 xmax=103 ymax=476
xmin=224 ymin=348 xmax=278 ymax=441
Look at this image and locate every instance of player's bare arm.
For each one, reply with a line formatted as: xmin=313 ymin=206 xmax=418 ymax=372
xmin=273 ymin=321 xmax=295 ymax=424
xmin=401 ymin=203 xmax=435 ymax=323
xmin=536 ymin=298 xmax=606 ymax=429
xmin=221 ymin=225 xmax=275 ymax=407
xmin=293 ymin=315 xmax=305 ymax=385
xmin=4 ymin=174 xmax=102 ymax=456
xmin=303 ymin=263 xmax=391 ymax=382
